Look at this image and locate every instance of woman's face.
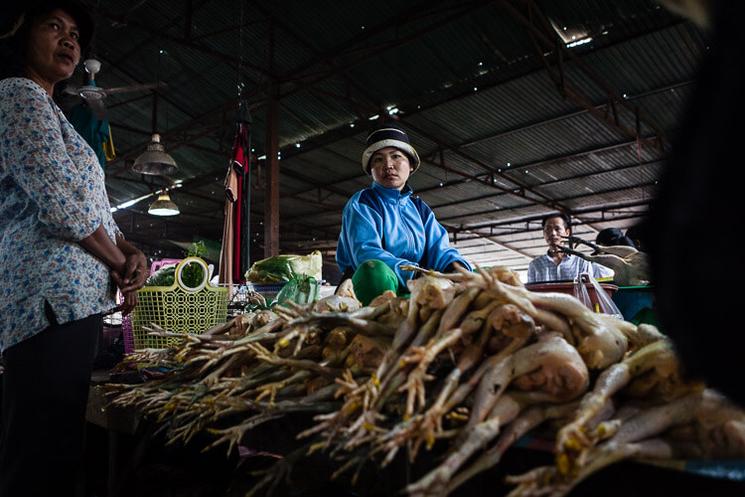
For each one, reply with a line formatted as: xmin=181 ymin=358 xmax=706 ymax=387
xmin=25 ymin=9 xmax=81 ymax=90
xmin=369 ymin=147 xmax=412 ymax=190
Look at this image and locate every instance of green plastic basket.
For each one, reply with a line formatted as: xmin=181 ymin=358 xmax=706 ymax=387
xmin=131 ymin=257 xmax=228 ymax=349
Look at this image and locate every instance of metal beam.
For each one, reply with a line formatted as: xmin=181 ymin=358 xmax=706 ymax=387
xmin=98 ymin=10 xmax=274 ymax=82
xmin=309 ymin=179 xmax=655 ymax=231
xmin=281 ymin=77 xmax=684 ymax=202
xmin=457 ymin=211 xmax=648 ymax=248
xmin=439 ymin=180 xmax=656 ymax=225
xmin=96 ymin=53 xmax=196 ymax=124
xmin=404 ymin=120 xmax=565 ymax=210
xmin=427 ymin=157 xmax=663 ymax=211
xmin=457 ymin=199 xmax=652 ymax=233
xmin=105 ymin=3 xmax=490 ymax=176
xmin=276 ymin=1 xmax=489 ymax=96
xmin=457 ymin=228 xmax=535 ymax=260
xmin=104 ymin=2 xmax=684 ymax=246
xmin=104 ymin=0 xmax=214 ymax=68
xmin=500 ymin=0 xmax=667 ymax=149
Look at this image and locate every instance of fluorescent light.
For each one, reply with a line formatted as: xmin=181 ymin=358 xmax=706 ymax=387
xmin=566 ymin=37 xmax=592 ymax=48
xmin=368 ymin=114 xmax=380 ymax=121
xmin=110 ymin=183 xmax=184 ymax=213
xmin=110 ymin=192 xmax=154 ymax=213
xmin=116 ymin=198 xmax=142 ymax=209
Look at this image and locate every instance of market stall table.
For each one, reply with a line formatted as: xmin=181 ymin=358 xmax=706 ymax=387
xmin=86 ymin=371 xmax=146 ymax=497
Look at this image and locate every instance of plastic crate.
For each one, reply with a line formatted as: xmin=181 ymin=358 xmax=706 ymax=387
xmin=612 ymin=285 xmax=657 ymax=325
xmin=131 ymin=257 xmax=228 ymax=349
xmin=526 ymin=280 xmax=619 ymax=314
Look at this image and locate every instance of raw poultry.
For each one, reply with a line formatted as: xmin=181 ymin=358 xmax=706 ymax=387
xmin=109 ymin=265 xmax=745 ymax=497
xmin=560 ymin=235 xmax=651 ymax=286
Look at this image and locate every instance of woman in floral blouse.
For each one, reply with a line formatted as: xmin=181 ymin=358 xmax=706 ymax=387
xmin=0 ymin=2 xmax=147 ymax=495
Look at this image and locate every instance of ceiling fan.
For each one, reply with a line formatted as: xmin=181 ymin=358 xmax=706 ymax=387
xmin=63 ymin=58 xmax=166 ymax=119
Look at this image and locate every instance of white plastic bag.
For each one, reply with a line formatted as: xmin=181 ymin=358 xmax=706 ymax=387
xmin=573 ymin=272 xmax=623 ymax=318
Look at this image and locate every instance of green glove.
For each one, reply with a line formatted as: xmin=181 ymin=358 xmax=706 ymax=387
xmin=351 ymin=259 xmax=401 ymax=306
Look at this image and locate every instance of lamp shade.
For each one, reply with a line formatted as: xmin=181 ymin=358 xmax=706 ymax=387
xmin=133 ymin=133 xmax=178 ymax=176
xmin=148 ymin=192 xmax=179 ymax=216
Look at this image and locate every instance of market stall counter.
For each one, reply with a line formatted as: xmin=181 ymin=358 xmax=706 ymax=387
xmin=86 ymin=371 xmax=145 ymax=497
xmin=94 ymin=266 xmax=745 ymax=497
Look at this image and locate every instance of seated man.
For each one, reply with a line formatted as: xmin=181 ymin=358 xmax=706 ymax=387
xmin=527 ymin=213 xmax=613 ymax=283
xmin=336 ymin=123 xmax=471 ymax=305
xmin=595 ymin=227 xmax=636 ymax=249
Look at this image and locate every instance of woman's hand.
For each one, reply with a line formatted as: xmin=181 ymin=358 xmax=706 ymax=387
xmin=118 ymin=291 xmax=138 ymax=316
xmin=112 ymin=251 xmax=148 ymax=293
xmin=113 ymin=235 xmax=149 ymax=293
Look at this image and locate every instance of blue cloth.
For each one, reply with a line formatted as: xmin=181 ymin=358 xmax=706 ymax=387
xmin=67 ymin=103 xmax=110 ymax=168
xmin=336 ymin=181 xmax=471 ymax=289
xmin=0 ymin=78 xmax=120 ymax=352
xmin=527 ymin=253 xmax=613 ymax=283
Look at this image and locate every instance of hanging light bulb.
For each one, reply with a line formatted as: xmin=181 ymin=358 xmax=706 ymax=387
xmin=148 ymin=191 xmax=179 ymax=216
xmin=133 ymin=68 xmax=177 ymax=176
xmin=133 ymin=133 xmax=178 ymax=175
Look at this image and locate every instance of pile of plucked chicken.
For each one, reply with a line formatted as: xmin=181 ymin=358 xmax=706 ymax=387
xmin=110 ymin=265 xmax=745 ymax=497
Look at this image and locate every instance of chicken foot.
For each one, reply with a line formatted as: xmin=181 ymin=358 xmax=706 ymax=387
xmin=558 ymin=389 xmax=702 ymax=479
xmin=406 ymin=395 xmax=523 ymax=497
xmin=447 ymin=400 xmax=579 ymax=496
xmin=556 ymin=339 xmax=680 ymax=457
xmin=506 ymin=438 xmax=673 ymax=497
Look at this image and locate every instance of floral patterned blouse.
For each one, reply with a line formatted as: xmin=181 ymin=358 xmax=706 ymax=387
xmin=0 ymin=77 xmax=120 ymax=352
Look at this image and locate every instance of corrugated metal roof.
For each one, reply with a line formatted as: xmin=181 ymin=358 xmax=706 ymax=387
xmin=82 ymin=0 xmax=706 ymax=273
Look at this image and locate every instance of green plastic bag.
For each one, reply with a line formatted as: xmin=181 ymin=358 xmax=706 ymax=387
xmin=275 ymin=275 xmax=320 ymax=305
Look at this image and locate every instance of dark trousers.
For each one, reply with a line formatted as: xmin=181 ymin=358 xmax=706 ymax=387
xmin=0 ymin=306 xmax=101 ymax=497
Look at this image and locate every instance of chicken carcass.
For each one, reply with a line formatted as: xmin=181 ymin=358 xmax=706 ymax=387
xmin=562 ymin=237 xmax=650 ymax=286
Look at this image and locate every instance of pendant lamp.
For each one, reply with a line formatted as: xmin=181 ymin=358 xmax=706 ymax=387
xmin=132 ymin=80 xmax=177 ymax=175
xmin=133 ymin=133 xmax=178 ymax=175
xmin=148 ymin=191 xmax=179 ymax=216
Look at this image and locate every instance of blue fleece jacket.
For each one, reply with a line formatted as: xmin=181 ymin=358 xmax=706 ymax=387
xmin=336 ymin=182 xmax=471 ymax=289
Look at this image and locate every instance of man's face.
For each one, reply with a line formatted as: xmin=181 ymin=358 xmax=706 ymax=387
xmin=369 ymin=147 xmax=412 ymax=190
xmin=543 ymin=217 xmax=570 ymax=250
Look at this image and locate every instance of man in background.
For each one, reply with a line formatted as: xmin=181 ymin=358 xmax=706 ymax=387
xmin=527 ymin=213 xmax=613 ymax=283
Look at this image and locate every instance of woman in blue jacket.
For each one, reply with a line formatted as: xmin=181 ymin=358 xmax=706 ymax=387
xmin=336 ymin=124 xmax=471 ymax=304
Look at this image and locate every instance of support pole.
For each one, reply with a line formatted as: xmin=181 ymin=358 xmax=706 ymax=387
xmin=264 ymin=82 xmax=280 ymax=257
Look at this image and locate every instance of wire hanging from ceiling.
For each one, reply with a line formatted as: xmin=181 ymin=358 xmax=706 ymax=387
xmin=237 ymin=0 xmax=246 ymax=99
